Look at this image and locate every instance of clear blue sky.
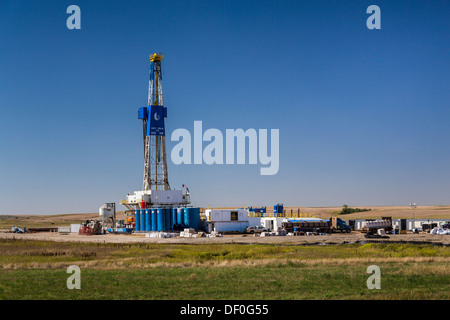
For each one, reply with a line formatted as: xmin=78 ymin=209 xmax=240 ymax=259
xmin=1 ymin=0 xmax=449 ymax=214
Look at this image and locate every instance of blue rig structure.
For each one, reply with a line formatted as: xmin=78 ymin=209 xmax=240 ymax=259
xmin=120 ymin=53 xmax=199 ymax=232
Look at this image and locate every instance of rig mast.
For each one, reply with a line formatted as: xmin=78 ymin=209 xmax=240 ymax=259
xmin=121 ymin=53 xmax=190 ymax=213
xmin=142 ymin=53 xmax=170 ymax=191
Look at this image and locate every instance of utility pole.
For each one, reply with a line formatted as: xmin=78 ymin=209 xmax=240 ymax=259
xmin=410 ymin=203 xmax=417 ymax=230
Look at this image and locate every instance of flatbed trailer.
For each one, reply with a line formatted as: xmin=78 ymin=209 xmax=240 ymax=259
xmin=282 ymin=217 xmax=351 ymax=234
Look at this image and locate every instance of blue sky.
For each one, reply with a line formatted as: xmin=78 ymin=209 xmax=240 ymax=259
xmin=0 ymin=0 xmax=449 ymax=214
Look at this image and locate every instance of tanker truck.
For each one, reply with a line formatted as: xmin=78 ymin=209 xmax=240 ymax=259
xmin=359 ymin=217 xmax=393 ymax=233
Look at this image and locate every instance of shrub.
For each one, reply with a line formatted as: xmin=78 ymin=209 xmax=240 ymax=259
xmin=339 ymin=204 xmax=371 ymax=215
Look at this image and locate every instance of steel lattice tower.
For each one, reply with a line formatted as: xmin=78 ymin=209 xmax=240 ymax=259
xmin=141 ymin=53 xmax=170 ymax=191
xmin=120 ymin=53 xmax=190 ymax=214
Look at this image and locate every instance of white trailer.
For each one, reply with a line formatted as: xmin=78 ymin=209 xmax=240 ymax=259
xmin=260 ymin=217 xmax=287 ymax=231
xmin=205 ymin=209 xmax=262 ymax=233
xmin=203 ymin=209 xmax=290 ymax=233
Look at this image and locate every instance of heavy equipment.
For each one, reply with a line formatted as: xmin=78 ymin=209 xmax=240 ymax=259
xmin=99 ymin=203 xmax=116 ymax=230
xmin=78 ymin=220 xmax=103 ymax=235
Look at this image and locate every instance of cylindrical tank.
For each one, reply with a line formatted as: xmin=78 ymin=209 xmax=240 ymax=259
xmin=165 ymin=208 xmax=171 ymax=231
xmin=151 ymin=208 xmax=157 ymax=231
xmin=171 ymin=208 xmax=177 ymax=229
xmin=140 ymin=209 xmax=146 ymax=232
xmin=135 ymin=210 xmax=140 ymax=231
xmin=157 ymin=208 xmax=165 ymax=231
xmin=363 ymin=220 xmax=391 ymax=229
xmin=188 ymin=208 xmax=200 ymax=230
xmin=183 ymin=207 xmax=189 ymax=227
xmin=274 ymin=204 xmax=284 ymax=215
xmin=99 ymin=204 xmax=114 ymax=219
xmin=177 ymin=207 xmax=184 ymax=226
xmin=145 ymin=209 xmax=151 ymax=231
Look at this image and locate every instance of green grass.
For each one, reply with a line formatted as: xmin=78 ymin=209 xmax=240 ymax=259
xmin=0 ymin=239 xmax=449 ymax=299
xmin=0 ymin=263 xmax=448 ymax=300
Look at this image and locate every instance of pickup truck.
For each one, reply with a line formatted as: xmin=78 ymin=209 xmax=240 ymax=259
xmin=441 ymin=222 xmax=450 ymax=229
xmin=245 ymin=226 xmax=268 ymax=234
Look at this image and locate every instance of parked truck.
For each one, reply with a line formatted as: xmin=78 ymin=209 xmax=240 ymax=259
xmin=282 ymin=217 xmax=351 ymax=234
xmin=244 ymin=226 xmax=269 ymax=234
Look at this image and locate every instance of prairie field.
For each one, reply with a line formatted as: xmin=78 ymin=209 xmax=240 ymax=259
xmin=0 ymin=206 xmax=449 ymax=300
xmin=0 ymin=239 xmax=448 ymax=300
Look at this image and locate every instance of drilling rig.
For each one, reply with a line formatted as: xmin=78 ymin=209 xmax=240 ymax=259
xmin=120 ymin=53 xmax=191 ymax=226
xmin=142 ymin=53 xmax=170 ymax=191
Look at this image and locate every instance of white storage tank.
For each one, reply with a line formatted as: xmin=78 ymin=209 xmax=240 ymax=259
xmin=99 ymin=203 xmax=115 ymax=218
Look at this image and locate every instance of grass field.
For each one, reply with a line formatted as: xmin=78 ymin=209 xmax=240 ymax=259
xmin=0 ymin=239 xmax=448 ymax=300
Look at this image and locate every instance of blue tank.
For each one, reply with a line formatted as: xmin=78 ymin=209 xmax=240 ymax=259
xmin=274 ymin=204 xmax=284 ymax=215
xmin=135 ymin=210 xmax=140 ymax=231
xmin=177 ymin=207 xmax=184 ymax=226
xmin=140 ymin=209 xmax=146 ymax=231
xmin=165 ymin=208 xmax=171 ymax=231
xmin=182 ymin=208 xmax=188 ymax=226
xmin=151 ymin=208 xmax=157 ymax=231
xmin=183 ymin=208 xmax=189 ymax=227
xmin=145 ymin=209 xmax=151 ymax=231
xmin=157 ymin=208 xmax=165 ymax=231
xmin=186 ymin=208 xmax=200 ymax=230
xmin=171 ymin=208 xmax=177 ymax=229
xmin=183 ymin=208 xmax=190 ymax=227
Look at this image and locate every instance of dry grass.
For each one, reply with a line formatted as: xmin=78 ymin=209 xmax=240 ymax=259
xmin=0 ymin=212 xmax=99 ymax=229
xmin=3 ymin=256 xmax=448 ymax=271
xmin=1 ymin=239 xmax=449 ymax=271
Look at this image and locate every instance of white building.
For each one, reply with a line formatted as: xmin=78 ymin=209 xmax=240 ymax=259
xmin=260 ymin=217 xmax=287 ymax=232
xmin=204 ymin=209 xmax=288 ymax=233
xmin=204 ymin=209 xmax=258 ymax=232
